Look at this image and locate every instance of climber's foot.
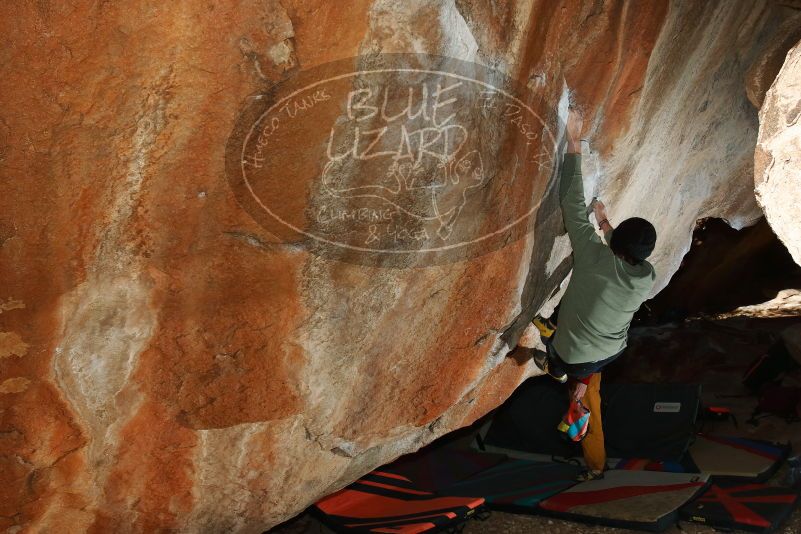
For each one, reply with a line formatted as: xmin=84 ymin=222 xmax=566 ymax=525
xmin=533 ymin=350 xmax=567 ymax=383
xmin=533 ymin=315 xmax=556 ymax=340
xmin=576 ymin=469 xmax=605 ymax=482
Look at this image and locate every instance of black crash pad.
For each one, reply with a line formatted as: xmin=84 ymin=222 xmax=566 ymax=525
xmin=384 ymin=448 xmax=507 ymax=492
xmin=444 ymin=458 xmax=581 ymax=511
xmin=480 ymin=378 xmax=701 ymax=461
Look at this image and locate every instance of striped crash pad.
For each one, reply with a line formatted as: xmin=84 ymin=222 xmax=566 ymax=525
xmin=612 ymin=458 xmax=687 ymax=473
xmin=682 ymin=435 xmax=791 ymax=481
xmin=443 ymin=459 xmax=581 ymax=512
xmin=680 ymin=482 xmax=799 ymax=532
xmin=314 ymin=470 xmax=485 ymax=533
xmin=384 ymin=448 xmax=507 ymax=492
xmin=539 ymin=470 xmax=709 ymax=532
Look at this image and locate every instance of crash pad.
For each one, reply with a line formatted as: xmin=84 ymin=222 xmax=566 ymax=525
xmin=683 ymin=435 xmax=791 ymax=481
xmin=539 ymin=470 xmax=709 ymax=532
xmin=384 ymin=448 xmax=507 ymax=492
xmin=444 ymin=459 xmax=581 ymax=511
xmin=479 ymin=379 xmax=700 ymax=461
xmin=314 ymin=470 xmax=485 ymax=533
xmin=680 ymin=482 xmax=799 ymax=532
xmin=602 ymin=383 xmax=701 ymax=461
xmin=612 ymin=458 xmax=687 ymax=473
xmin=479 ymin=378 xmax=578 ymax=458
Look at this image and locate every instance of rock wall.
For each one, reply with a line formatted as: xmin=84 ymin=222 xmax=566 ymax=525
xmin=1 ymin=1 xmax=799 ymax=532
xmin=756 ymin=38 xmax=801 ymax=265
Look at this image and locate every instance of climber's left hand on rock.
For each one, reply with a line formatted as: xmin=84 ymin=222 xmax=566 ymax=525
xmin=592 ymin=199 xmax=607 ymax=224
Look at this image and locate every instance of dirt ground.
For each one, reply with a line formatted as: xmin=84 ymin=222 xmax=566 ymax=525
xmin=270 ymin=316 xmax=801 ymax=533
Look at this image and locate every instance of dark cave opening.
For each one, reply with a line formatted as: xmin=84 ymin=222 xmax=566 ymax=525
xmin=636 ymin=217 xmax=801 ymax=324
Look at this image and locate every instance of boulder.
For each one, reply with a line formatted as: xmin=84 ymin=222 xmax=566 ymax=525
xmin=745 ymin=16 xmax=801 ymax=109
xmin=756 ymin=39 xmax=801 ymax=266
xmin=0 ymin=1 xmax=795 ymax=531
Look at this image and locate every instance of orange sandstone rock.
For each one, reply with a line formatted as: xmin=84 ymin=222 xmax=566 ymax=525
xmin=0 ymin=1 xmax=795 ymax=531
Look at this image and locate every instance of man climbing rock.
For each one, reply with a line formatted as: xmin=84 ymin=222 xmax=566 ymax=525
xmin=532 ymin=106 xmax=657 ymax=481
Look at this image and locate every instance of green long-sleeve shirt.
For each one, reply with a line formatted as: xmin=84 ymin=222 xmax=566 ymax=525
xmin=551 ymin=153 xmax=656 ymax=364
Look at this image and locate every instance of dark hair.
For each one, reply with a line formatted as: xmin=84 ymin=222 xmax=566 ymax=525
xmin=610 ymin=217 xmax=656 ymax=265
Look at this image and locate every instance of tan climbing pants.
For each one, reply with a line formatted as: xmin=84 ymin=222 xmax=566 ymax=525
xmin=580 ymin=373 xmax=606 ymax=472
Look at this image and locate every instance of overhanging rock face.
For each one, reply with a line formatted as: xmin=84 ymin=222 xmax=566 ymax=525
xmin=1 ymin=1 xmax=799 ymax=532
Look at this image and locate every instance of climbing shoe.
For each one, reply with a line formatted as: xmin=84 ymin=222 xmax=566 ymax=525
xmin=533 ymin=315 xmax=556 ymax=340
xmin=576 ymin=469 xmax=605 ymax=482
xmin=533 ymin=350 xmax=568 ymax=383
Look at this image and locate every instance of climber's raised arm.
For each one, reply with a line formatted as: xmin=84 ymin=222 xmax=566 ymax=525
xmin=559 ymin=108 xmax=600 ymax=259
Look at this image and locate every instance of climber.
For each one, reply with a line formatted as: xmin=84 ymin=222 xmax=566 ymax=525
xmin=531 ymin=106 xmax=657 ymax=481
